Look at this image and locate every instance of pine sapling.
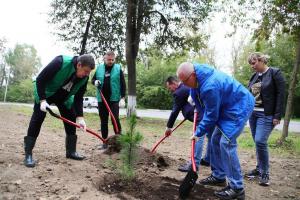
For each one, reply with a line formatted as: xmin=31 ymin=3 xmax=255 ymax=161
xmin=117 ymin=115 xmax=143 ymax=180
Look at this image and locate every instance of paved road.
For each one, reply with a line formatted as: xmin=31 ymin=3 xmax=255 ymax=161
xmin=1 ymin=102 xmax=299 ymax=133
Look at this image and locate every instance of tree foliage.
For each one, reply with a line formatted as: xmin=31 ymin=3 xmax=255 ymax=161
xmin=136 ymin=47 xmax=207 ymax=109
xmin=48 ymin=0 xmax=215 ymax=115
xmin=5 ymin=44 xmax=41 ymax=84
xmin=48 ymin=0 xmax=125 ymax=58
xmin=5 ymin=79 xmax=34 ymax=103
xmin=125 ymin=0 xmax=215 ymax=115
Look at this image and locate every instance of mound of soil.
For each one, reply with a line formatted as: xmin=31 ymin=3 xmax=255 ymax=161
xmin=95 ymin=147 xmax=217 ymax=199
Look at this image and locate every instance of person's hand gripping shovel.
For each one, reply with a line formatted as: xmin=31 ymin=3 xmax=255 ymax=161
xmin=179 ymin=109 xmax=199 ymax=199
xmin=150 ymin=119 xmax=186 ymax=154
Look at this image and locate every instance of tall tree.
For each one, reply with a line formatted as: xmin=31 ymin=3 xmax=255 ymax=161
xmin=224 ymin=0 xmax=300 ymax=141
xmin=5 ymin=44 xmax=41 ymax=84
xmin=48 ymin=0 xmax=125 ymax=58
xmin=125 ymin=0 xmax=214 ymax=115
xmin=0 ymin=38 xmax=7 ymax=87
xmin=254 ymin=0 xmax=300 ymax=142
xmin=49 ymin=0 xmax=215 ymax=115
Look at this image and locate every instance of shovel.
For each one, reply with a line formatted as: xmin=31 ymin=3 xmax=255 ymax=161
xmin=46 ymin=107 xmax=107 ymax=143
xmin=179 ymin=110 xmax=198 ymax=199
xmin=150 ymin=119 xmax=186 ymax=153
xmin=97 ymin=87 xmax=120 ymax=134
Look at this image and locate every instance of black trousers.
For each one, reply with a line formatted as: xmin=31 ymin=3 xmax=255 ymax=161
xmin=27 ymin=102 xmax=76 ymax=138
xmin=98 ymin=101 xmax=121 ymax=139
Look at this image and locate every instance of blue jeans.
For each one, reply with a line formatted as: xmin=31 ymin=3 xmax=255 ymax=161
xmin=194 ymin=135 xmax=205 ymax=167
xmin=249 ymin=111 xmax=274 ymax=174
xmin=203 ymin=134 xmax=211 ymax=163
xmin=211 ymin=128 xmax=244 ymax=190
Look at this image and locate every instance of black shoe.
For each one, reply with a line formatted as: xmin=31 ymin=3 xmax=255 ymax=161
xmin=66 ymin=152 xmax=86 ymax=160
xmin=214 ymin=186 xmax=245 ymax=200
xmin=259 ymin=173 xmax=270 ymax=186
xmin=200 ymin=159 xmax=210 ymax=166
xmin=245 ymin=168 xmax=260 ymax=179
xmin=178 ymin=161 xmax=198 ymax=172
xmin=199 ymin=174 xmax=226 ymax=186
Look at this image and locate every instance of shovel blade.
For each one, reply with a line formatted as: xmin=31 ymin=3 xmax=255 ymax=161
xmin=179 ymin=170 xmax=198 ymax=199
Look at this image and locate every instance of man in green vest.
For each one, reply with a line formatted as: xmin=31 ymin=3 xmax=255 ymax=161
xmin=92 ymin=51 xmax=126 ymax=149
xmin=24 ymin=54 xmax=95 ymax=168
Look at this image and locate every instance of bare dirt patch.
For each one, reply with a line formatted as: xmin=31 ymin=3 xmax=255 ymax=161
xmin=0 ymin=105 xmax=299 ymax=199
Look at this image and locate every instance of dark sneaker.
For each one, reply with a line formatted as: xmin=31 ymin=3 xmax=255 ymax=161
xmin=259 ymin=173 xmax=270 ymax=186
xmin=214 ymin=186 xmax=245 ymax=200
xmin=245 ymin=168 xmax=260 ymax=179
xmin=98 ymin=143 xmax=108 ymax=150
xmin=200 ymin=158 xmax=210 ymax=167
xmin=199 ymin=174 xmax=226 ymax=186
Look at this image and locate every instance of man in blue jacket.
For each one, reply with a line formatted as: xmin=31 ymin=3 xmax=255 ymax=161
xmin=177 ymin=62 xmax=254 ymax=200
xmin=165 ymin=76 xmax=211 ymax=172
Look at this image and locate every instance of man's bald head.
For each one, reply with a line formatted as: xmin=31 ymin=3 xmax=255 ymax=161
xmin=177 ymin=62 xmax=194 ymax=79
xmin=176 ymin=62 xmax=197 ymax=88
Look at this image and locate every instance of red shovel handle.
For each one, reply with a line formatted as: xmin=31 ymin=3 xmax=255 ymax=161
xmin=99 ymin=89 xmax=120 ymax=134
xmin=150 ymin=119 xmax=186 ymax=153
xmin=46 ymin=107 xmax=107 ymax=143
xmin=191 ymin=110 xmax=198 ymax=172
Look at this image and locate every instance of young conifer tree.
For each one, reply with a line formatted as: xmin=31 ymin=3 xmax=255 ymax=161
xmin=117 ymin=115 xmax=143 ymax=180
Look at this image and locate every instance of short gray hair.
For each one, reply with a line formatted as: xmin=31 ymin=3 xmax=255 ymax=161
xmin=78 ymin=54 xmax=95 ymax=69
xmin=248 ymin=52 xmax=270 ymax=64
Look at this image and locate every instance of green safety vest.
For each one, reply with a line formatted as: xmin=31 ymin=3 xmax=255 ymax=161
xmin=95 ymin=63 xmax=121 ymax=102
xmin=33 ymin=55 xmax=88 ymax=109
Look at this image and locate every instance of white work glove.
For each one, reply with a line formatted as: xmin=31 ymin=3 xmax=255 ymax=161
xmin=76 ymin=117 xmax=86 ymax=132
xmin=187 ymin=95 xmax=195 ymax=106
xmin=94 ymin=80 xmax=101 ymax=87
xmin=164 ymin=127 xmax=172 ymax=137
xmin=190 ymin=134 xmax=200 ymax=141
xmin=40 ymin=100 xmax=50 ymax=112
xmin=119 ymin=98 xmax=126 ymax=108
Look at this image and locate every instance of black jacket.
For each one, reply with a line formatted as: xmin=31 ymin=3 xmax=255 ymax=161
xmin=248 ymin=67 xmax=285 ymax=120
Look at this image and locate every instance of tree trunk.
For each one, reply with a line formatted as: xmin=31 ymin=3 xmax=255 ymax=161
xmin=280 ymin=38 xmax=300 ymax=142
xmin=126 ymin=0 xmax=137 ymax=116
xmin=79 ymin=0 xmax=97 ymax=55
xmin=125 ymin=0 xmax=144 ymax=117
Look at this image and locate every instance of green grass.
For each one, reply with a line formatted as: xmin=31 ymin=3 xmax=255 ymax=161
xmin=291 ymin=118 xmax=300 ymax=122
xmin=3 ymin=105 xmax=300 ymax=157
xmin=238 ymin=128 xmax=300 ymax=156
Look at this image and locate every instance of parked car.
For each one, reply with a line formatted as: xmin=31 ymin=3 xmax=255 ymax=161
xmin=83 ymin=97 xmax=98 ymax=108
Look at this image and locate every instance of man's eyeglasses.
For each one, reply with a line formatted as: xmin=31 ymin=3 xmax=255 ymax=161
xmin=249 ymin=60 xmax=257 ymax=65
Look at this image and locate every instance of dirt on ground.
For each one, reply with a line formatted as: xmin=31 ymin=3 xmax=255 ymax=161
xmin=0 ymin=106 xmax=299 ymax=200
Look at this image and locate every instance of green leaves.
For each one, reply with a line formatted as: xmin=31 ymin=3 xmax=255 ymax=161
xmin=5 ymin=44 xmax=41 ymax=84
xmin=48 ymin=0 xmax=126 ymax=58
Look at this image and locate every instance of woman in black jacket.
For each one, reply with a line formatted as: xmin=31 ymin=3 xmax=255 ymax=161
xmin=246 ymin=52 xmax=285 ymax=186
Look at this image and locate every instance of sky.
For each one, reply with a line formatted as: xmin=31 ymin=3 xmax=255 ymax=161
xmin=0 ymin=0 xmax=245 ymax=72
xmin=0 ymin=0 xmax=71 ymax=67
